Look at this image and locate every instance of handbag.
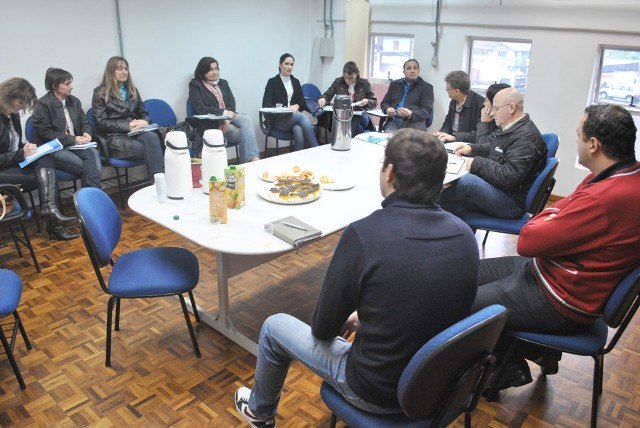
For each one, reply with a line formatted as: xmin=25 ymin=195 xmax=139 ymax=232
xmin=0 ymin=192 xmax=15 ymax=220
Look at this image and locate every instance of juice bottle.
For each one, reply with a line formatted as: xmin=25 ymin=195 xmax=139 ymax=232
xmin=224 ymin=165 xmax=245 ymax=209
xmin=208 ymin=176 xmax=227 ymax=224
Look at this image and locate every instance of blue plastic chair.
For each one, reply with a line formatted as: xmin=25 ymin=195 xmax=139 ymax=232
xmin=74 ymin=188 xmax=201 ymax=367
xmin=462 ymin=157 xmax=559 ymax=246
xmin=0 ymin=184 xmax=40 ymax=273
xmin=86 ymin=108 xmax=146 ymax=209
xmin=321 ymin=305 xmax=508 ymax=428
xmin=0 ymin=269 xmax=32 ymax=389
xmin=495 ymin=265 xmax=640 ymax=428
xmin=302 ymin=83 xmax=322 ymax=102
xmin=542 ymin=133 xmax=559 ymax=158
xmin=143 ymin=98 xmax=177 ymax=127
xmin=259 ymin=111 xmax=295 ymax=156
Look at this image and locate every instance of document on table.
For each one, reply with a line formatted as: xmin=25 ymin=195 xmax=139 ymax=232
xmin=258 ymin=107 xmax=293 ymax=114
xmin=353 ymin=132 xmax=391 ymax=146
xmin=447 ymin=155 xmax=466 ymax=174
xmin=19 ymin=139 xmax=63 ymax=168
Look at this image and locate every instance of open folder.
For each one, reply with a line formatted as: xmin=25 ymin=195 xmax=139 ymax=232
xmin=19 ymin=139 xmax=63 ymax=168
xmin=271 ymin=216 xmax=322 ymax=249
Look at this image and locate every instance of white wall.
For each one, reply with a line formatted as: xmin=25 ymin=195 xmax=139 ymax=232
xmin=370 ymin=1 xmax=640 ymax=196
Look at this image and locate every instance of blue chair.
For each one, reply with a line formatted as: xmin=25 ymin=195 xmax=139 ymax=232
xmin=0 ymin=184 xmax=40 ymax=273
xmin=143 ymin=98 xmax=177 ymax=127
xmin=74 ymin=187 xmax=201 ymax=367
xmin=542 ymin=133 xmax=559 ymax=158
xmin=87 ymin=108 xmax=146 ymax=209
xmin=321 ymin=305 xmax=508 ymax=428
xmin=301 ymin=83 xmax=322 ymax=102
xmin=186 ymin=100 xmax=240 ymax=160
xmin=494 ymin=265 xmax=640 ymax=428
xmin=0 ymin=269 xmax=32 ymax=389
xmin=462 ymin=157 xmax=559 ymax=246
xmin=259 ymin=111 xmax=295 ymax=157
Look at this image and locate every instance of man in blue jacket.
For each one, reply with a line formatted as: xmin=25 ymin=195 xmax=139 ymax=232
xmin=235 ymin=129 xmax=479 ymax=428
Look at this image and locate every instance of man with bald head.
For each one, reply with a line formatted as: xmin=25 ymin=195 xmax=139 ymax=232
xmin=440 ymin=87 xmax=547 ymax=219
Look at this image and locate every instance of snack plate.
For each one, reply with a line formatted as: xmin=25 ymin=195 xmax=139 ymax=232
xmin=258 ymin=184 xmax=321 ymax=205
xmin=319 ymin=176 xmax=356 ymax=191
xmin=258 ymin=168 xmax=314 ymax=183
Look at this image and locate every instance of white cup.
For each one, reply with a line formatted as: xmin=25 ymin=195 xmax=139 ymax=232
xmin=184 ymin=191 xmax=197 ymax=215
xmin=264 ymin=222 xmax=275 ymax=234
xmin=154 ymin=173 xmax=167 ymax=203
xmin=275 ymin=103 xmax=283 ymax=109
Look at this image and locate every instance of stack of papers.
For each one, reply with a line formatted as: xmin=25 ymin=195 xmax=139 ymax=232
xmin=127 ymin=123 xmax=160 ymax=137
xmin=193 ymin=114 xmax=231 ymax=120
xmin=353 ymin=132 xmax=391 ymax=146
xmin=68 ymin=142 xmax=98 ymax=150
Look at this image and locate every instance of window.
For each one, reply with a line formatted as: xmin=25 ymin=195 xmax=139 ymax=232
xmin=467 ymin=38 xmax=532 ymax=97
xmin=368 ymin=34 xmax=415 ymax=81
xmin=593 ymin=46 xmax=640 ymax=110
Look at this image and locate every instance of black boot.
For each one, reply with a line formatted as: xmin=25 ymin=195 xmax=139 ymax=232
xmin=46 ymin=223 xmax=79 ymax=241
xmin=36 ymin=168 xmax=76 ymax=225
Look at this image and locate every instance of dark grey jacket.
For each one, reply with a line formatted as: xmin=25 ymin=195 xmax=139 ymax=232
xmin=0 ymin=113 xmax=24 ymax=168
xmin=380 ymin=76 xmax=434 ymax=130
xmin=92 ymin=85 xmax=151 ymax=158
xmin=439 ymin=90 xmax=484 ymax=136
xmin=470 ymin=114 xmax=547 ymax=208
xmin=188 ymin=78 xmax=236 ymax=115
xmin=319 ymin=77 xmax=377 ymax=110
xmin=31 ymin=92 xmax=92 ymax=147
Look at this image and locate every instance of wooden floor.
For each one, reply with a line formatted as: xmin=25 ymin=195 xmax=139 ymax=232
xmin=1 ymin=199 xmax=639 ymax=427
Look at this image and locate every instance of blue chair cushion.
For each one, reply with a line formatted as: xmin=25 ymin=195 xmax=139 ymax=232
xmin=509 ymin=318 xmax=609 ymax=356
xmin=320 ymin=383 xmax=429 ymax=428
xmin=109 ymin=158 xmax=145 ymax=168
xmin=109 ymin=247 xmax=199 ymax=297
xmin=56 ymin=169 xmax=78 ymax=181
xmin=0 ymin=270 xmax=23 ymax=316
xmin=462 ymin=211 xmax=531 ymax=235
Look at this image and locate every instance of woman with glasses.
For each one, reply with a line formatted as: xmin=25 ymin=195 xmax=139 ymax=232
xmin=262 ymin=53 xmax=318 ymax=151
xmin=92 ymin=56 xmax=164 ymax=178
xmin=317 ymin=61 xmax=377 ymax=136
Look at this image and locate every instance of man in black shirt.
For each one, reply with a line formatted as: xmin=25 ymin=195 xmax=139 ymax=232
xmin=235 ymin=129 xmax=479 ymax=428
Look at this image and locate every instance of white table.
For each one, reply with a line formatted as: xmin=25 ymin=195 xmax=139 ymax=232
xmin=129 ymin=140 xmax=386 ymax=354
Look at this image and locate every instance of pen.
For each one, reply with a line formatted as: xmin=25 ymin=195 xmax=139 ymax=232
xmin=282 ymin=222 xmax=308 ymax=231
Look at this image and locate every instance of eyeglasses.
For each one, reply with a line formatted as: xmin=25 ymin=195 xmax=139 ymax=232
xmin=445 ymin=88 xmax=456 ymax=92
xmin=491 ymin=103 xmax=513 ymax=112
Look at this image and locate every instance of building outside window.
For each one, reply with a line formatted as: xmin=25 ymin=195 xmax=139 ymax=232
xmin=467 ymin=38 xmax=532 ymax=97
xmin=594 ymin=46 xmax=640 ymax=109
xmin=368 ymin=34 xmax=415 ymax=109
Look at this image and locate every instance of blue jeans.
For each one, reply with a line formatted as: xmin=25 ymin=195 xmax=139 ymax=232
xmin=439 ymin=173 xmax=525 ymax=219
xmin=225 ymin=114 xmax=260 ymax=162
xmin=50 ymin=147 xmax=102 ymax=188
xmin=129 ymin=132 xmax=164 ymax=176
xmin=273 ymin=112 xmax=319 ymax=151
xmin=249 ymin=313 xmax=400 ymax=420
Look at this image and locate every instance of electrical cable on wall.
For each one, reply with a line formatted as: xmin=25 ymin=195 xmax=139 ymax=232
xmin=330 ymin=0 xmax=334 ymax=37
xmin=323 ymin=0 xmax=328 ymax=37
xmin=431 ymin=0 xmax=441 ymax=69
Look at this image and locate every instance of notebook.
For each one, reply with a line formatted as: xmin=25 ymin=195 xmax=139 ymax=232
xmin=271 ymin=216 xmax=322 ymax=249
xmin=127 ymin=123 xmax=160 ymax=137
xmin=19 ymin=139 xmax=63 ymax=168
xmin=68 ymin=142 xmax=98 ymax=150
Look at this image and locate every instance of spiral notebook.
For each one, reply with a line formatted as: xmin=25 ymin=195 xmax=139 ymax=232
xmin=271 ymin=216 xmax=322 ymax=249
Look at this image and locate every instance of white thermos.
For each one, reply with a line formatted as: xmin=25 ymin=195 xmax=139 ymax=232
xmin=201 ymin=129 xmax=227 ymax=194
xmin=164 ymin=131 xmax=192 ymax=200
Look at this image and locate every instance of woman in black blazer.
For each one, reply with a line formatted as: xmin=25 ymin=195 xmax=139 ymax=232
xmin=0 ymin=77 xmax=77 ymax=240
xmin=31 ymin=68 xmax=102 ymax=189
xmin=188 ymin=57 xmax=261 ymax=162
xmin=262 ymin=53 xmax=318 ymax=151
xmin=92 ymin=56 xmax=164 ymax=177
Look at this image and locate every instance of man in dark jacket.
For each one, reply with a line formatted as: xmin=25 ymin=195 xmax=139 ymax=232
xmin=380 ymin=59 xmax=434 ymax=131
xmin=234 ymin=129 xmax=479 ymax=428
xmin=439 ymin=88 xmax=547 ymax=219
xmin=438 ymin=70 xmax=484 ymax=138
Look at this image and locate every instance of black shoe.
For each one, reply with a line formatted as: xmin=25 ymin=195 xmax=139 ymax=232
xmin=489 ymin=359 xmax=533 ymax=391
xmin=46 ymin=223 xmax=79 ymax=241
xmin=534 ymin=350 xmax=561 ymax=375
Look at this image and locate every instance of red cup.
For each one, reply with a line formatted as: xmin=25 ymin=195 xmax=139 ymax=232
xmin=191 ymin=162 xmax=202 ymax=188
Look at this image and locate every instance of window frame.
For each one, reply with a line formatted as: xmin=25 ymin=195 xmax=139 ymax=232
xmin=367 ymin=33 xmax=415 ymax=84
xmin=592 ymin=44 xmax=640 ymax=113
xmin=466 ymin=36 xmax=533 ymax=97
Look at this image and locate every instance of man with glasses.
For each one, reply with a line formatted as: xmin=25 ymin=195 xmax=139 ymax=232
xmin=437 ymin=70 xmax=484 ymax=138
xmin=380 ymin=59 xmax=434 ymax=131
xmin=439 ymin=87 xmax=546 ymax=219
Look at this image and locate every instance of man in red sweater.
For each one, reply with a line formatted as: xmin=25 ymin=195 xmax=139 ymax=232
xmin=472 ymin=104 xmax=640 ymax=391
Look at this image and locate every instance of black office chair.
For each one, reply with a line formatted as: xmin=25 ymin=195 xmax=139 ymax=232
xmin=0 ymin=184 xmax=40 ymax=273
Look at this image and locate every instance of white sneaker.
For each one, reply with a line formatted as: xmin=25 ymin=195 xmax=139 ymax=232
xmin=234 ymin=386 xmax=276 ymax=428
